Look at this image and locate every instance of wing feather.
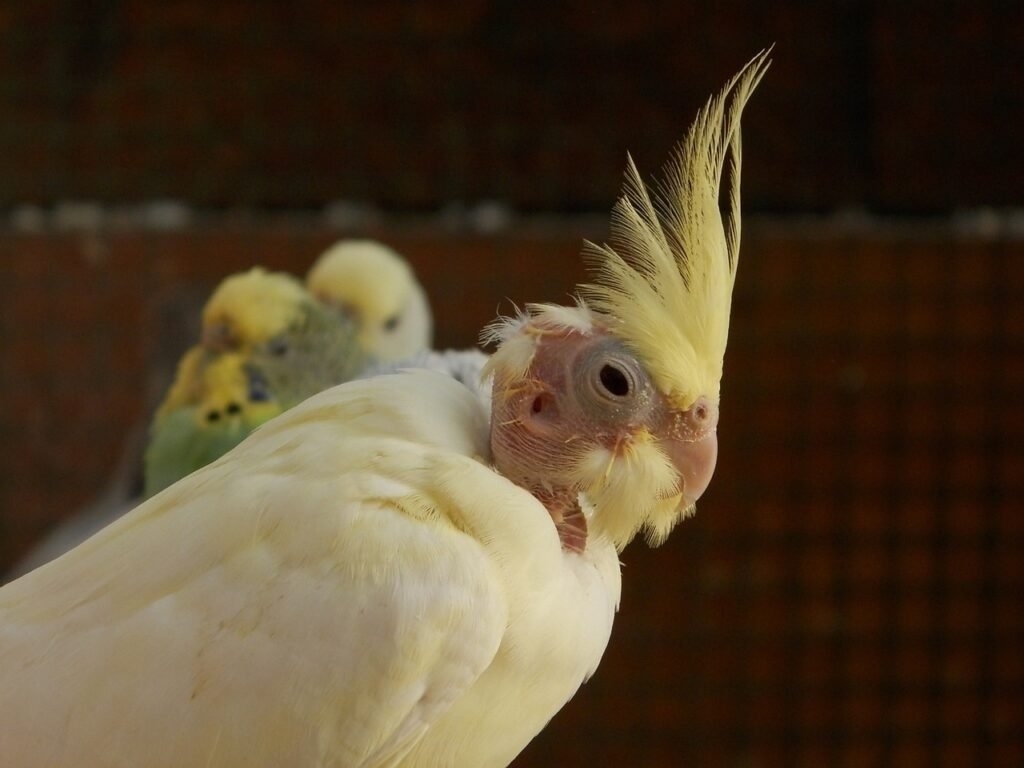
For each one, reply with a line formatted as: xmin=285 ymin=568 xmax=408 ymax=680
xmin=0 ymin=373 xmax=511 ymax=768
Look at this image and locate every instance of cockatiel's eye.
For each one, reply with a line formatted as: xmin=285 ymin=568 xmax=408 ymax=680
xmin=383 ymin=314 xmax=401 ymax=332
xmin=597 ymin=363 xmax=631 ymax=398
xmin=573 ymin=337 xmax=656 ymax=422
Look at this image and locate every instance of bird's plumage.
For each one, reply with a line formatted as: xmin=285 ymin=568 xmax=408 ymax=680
xmin=0 ymin=54 xmax=767 ymax=767
xmin=0 ymin=373 xmax=618 ymax=767
xmin=145 ymin=269 xmax=366 ymax=497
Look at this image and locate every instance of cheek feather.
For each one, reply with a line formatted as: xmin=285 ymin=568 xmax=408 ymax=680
xmin=573 ymin=435 xmax=682 ymax=551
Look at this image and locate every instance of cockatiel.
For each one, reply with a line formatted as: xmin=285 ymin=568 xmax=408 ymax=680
xmin=0 ymin=53 xmax=768 ymax=768
xmin=307 ymin=239 xmax=433 ymax=362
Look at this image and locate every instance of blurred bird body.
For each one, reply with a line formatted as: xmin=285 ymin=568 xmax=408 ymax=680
xmin=0 ymin=54 xmax=768 ymax=766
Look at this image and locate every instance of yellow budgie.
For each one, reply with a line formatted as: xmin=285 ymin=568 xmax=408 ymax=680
xmin=0 ymin=53 xmax=768 ymax=767
xmin=307 ymin=239 xmax=433 ymax=362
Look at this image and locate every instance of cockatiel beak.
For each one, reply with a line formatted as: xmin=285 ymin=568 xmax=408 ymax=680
xmin=660 ymin=397 xmax=719 ymax=508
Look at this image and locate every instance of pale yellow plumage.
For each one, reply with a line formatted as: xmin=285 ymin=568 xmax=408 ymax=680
xmin=0 ymin=373 xmax=617 ymax=767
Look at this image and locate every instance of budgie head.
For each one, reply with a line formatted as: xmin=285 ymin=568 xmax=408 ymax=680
xmin=306 ymin=240 xmax=433 ymax=362
xmin=200 ymin=267 xmax=311 ymax=354
xmin=144 ymin=351 xmax=282 ymax=497
xmin=157 ymin=265 xmax=365 ymax=429
xmin=189 ymin=351 xmax=281 ymax=429
xmin=485 ymin=53 xmax=769 ymax=553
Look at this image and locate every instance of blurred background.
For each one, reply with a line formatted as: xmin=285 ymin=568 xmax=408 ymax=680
xmin=0 ymin=2 xmax=1021 ymax=765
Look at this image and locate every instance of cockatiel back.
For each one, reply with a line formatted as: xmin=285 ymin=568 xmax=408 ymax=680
xmin=0 ymin=53 xmax=769 ymax=767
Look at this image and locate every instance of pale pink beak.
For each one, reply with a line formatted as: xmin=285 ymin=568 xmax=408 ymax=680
xmin=662 ymin=397 xmax=720 ymax=506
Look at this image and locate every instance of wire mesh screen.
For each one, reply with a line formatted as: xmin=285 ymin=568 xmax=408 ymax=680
xmin=1 ymin=228 xmax=1020 ymax=765
xmin=0 ymin=3 xmax=1021 ymax=210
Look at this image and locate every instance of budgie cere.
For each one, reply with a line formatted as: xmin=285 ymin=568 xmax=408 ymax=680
xmin=0 ymin=53 xmax=769 ymax=767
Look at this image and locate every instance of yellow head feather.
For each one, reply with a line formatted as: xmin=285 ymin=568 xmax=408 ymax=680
xmin=201 ymin=267 xmax=308 ymax=346
xmin=578 ymin=50 xmax=771 ymax=411
xmin=307 ymin=240 xmax=415 ymax=327
xmin=307 ymin=239 xmax=432 ymax=361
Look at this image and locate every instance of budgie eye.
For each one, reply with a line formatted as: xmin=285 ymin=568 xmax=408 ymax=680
xmin=383 ymin=314 xmax=401 ymax=332
xmin=266 ymin=337 xmax=289 ymax=357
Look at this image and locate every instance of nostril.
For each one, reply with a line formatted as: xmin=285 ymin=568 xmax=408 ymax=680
xmin=205 ymin=410 xmax=221 ymax=423
xmin=225 ymin=402 xmax=242 ymax=415
xmin=673 ymin=397 xmax=718 ymax=439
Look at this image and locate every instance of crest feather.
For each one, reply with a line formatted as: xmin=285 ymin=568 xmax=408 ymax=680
xmin=579 ymin=50 xmax=771 ymax=409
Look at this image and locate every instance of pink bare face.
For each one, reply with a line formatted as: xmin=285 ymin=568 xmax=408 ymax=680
xmin=490 ymin=321 xmax=719 ymax=550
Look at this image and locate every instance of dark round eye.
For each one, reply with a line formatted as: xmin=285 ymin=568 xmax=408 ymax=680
xmin=205 ymin=410 xmax=221 ymax=423
xmin=383 ymin=314 xmax=401 ymax=332
xmin=225 ymin=402 xmax=242 ymax=415
xmin=267 ymin=337 xmax=289 ymax=357
xmin=598 ymin=364 xmax=631 ymax=397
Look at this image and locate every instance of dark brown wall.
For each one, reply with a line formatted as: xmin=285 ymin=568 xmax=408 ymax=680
xmin=0 ymin=1 xmax=1020 ymax=210
xmin=1 ymin=227 xmax=1021 ymax=765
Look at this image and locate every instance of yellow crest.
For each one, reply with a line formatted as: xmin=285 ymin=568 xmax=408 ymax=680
xmin=579 ymin=50 xmax=771 ymax=410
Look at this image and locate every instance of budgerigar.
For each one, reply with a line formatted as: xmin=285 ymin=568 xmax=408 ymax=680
xmin=0 ymin=53 xmax=768 ymax=767
xmin=144 ymin=266 xmax=367 ymax=497
xmin=8 ymin=268 xmax=369 ymax=577
xmin=142 ymin=352 xmax=281 ymax=498
xmin=307 ymin=239 xmax=433 ymax=362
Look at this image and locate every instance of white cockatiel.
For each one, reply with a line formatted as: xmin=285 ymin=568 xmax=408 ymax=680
xmin=0 ymin=53 xmax=769 ymax=767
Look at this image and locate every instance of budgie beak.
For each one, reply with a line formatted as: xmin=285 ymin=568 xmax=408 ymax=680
xmin=660 ymin=397 xmax=719 ymax=508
